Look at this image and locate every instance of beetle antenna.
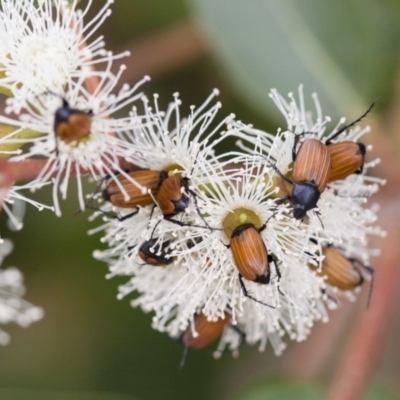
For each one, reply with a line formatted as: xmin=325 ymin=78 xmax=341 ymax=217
xmin=238 ymin=274 xmax=275 ymax=308
xmin=82 ymin=174 xmax=111 ymax=214
xmin=253 ymin=154 xmax=293 ymax=185
xmin=332 ymin=189 xmax=370 ymax=199
xmin=149 ymin=218 xmax=162 ymax=240
xmin=325 ymin=100 xmax=378 ymax=145
xmin=314 ymin=209 xmax=325 ymax=230
xmin=365 ymin=265 xmax=374 ymax=309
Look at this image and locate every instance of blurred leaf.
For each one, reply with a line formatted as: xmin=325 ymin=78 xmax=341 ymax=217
xmin=188 ymin=0 xmax=400 ymax=122
xmin=232 ymin=377 xmax=396 ymax=400
xmin=364 ymin=386 xmax=398 ymax=400
xmin=232 ymin=377 xmax=321 ymax=400
xmin=93 ymin=0 xmax=188 ymax=47
xmin=0 ymin=387 xmax=139 ymax=400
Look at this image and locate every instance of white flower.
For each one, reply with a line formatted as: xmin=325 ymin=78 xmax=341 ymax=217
xmin=2 ymin=69 xmax=150 ymax=216
xmin=93 ymin=87 xmax=383 ymax=358
xmin=95 ymin=154 xmax=331 ymax=356
xmin=92 ymin=90 xmax=236 ymax=271
xmin=0 ymin=239 xmax=44 ymax=345
xmin=228 ymin=86 xmax=385 ymax=254
xmin=123 ymin=89 xmax=235 ymax=172
xmin=1 ymin=183 xmax=54 ymax=231
xmin=0 ymin=0 xmax=128 ymax=111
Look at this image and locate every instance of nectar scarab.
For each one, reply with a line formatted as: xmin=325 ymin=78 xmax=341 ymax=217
xmin=138 ymin=238 xmax=174 ymax=267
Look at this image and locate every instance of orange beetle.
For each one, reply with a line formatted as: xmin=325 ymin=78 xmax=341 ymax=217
xmin=231 ymin=223 xmax=272 ymax=284
xmin=103 ymin=170 xmax=161 ymax=208
xmin=290 ymin=138 xmax=331 ymax=219
xmin=310 ymin=246 xmax=374 ymax=305
xmin=312 ymin=246 xmax=373 ymax=290
xmin=228 ymin=223 xmax=281 ymax=308
xmin=264 ymin=137 xmax=331 ymax=220
xmin=324 ymin=101 xmax=376 ymax=183
xmin=138 ymin=238 xmax=174 ymax=267
xmin=327 ymin=141 xmax=366 ymax=183
xmin=180 ymin=312 xmax=232 ymax=350
xmin=156 ymin=172 xmax=190 ymax=217
xmin=265 ymin=102 xmax=376 ymax=217
xmin=179 ymin=311 xmax=244 ymax=367
xmin=54 ymin=98 xmax=93 ymax=144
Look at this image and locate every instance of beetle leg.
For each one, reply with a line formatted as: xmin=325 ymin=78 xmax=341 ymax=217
xmin=321 ymin=288 xmax=339 ymax=305
xmin=220 ymin=240 xmax=230 ymax=249
xmin=186 ymin=186 xmax=214 ymax=232
xmin=116 ymin=210 xmax=140 ymax=221
xmin=258 ymin=200 xmax=288 ymax=232
xmin=290 ymin=131 xmax=317 ymax=161
xmin=164 ymin=217 xmax=219 ymax=231
xmin=269 ymin=255 xmax=284 ymax=296
xmin=348 ymin=258 xmax=374 ymax=308
xmin=238 ymin=274 xmax=275 ymax=308
xmin=83 ymin=202 xmax=139 ymax=222
xmin=313 ymin=209 xmax=325 ymax=230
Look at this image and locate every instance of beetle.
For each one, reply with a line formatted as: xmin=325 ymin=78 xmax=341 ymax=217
xmin=53 ymin=97 xmax=93 ymax=149
xmin=222 ymin=209 xmax=281 ymax=307
xmin=324 ymin=101 xmax=375 ymax=183
xmin=326 ymin=141 xmax=366 ymax=183
xmin=84 ymin=169 xmax=160 ymax=220
xmin=310 ymin=246 xmax=374 ymax=305
xmin=179 ymin=311 xmax=244 ymax=367
xmin=103 ymin=169 xmax=161 ymax=209
xmin=156 ymin=171 xmax=190 ymax=217
xmin=263 ymin=137 xmax=331 ymax=220
xmin=152 ymin=170 xmax=212 ymax=231
xmin=138 ymin=238 xmax=174 ymax=267
xmin=180 ymin=312 xmax=232 ymax=350
xmin=230 ymin=223 xmax=281 ymax=307
xmin=263 ymin=102 xmax=377 ymax=217
xmin=290 ymin=137 xmax=331 ymax=219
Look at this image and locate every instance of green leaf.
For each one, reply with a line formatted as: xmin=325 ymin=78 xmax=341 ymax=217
xmin=189 ymin=0 xmax=400 ymax=122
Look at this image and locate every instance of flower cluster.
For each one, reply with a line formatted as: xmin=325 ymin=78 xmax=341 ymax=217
xmin=0 ymin=1 xmax=383 ymax=355
xmin=0 ymin=0 xmax=151 ymax=342
xmin=92 ymin=87 xmax=384 ymax=356
xmin=0 ymin=239 xmax=43 ymax=345
xmin=0 ymin=0 xmax=149 ymax=215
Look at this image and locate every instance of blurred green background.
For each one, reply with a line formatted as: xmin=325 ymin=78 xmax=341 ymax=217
xmin=1 ymin=1 xmax=400 ymax=399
